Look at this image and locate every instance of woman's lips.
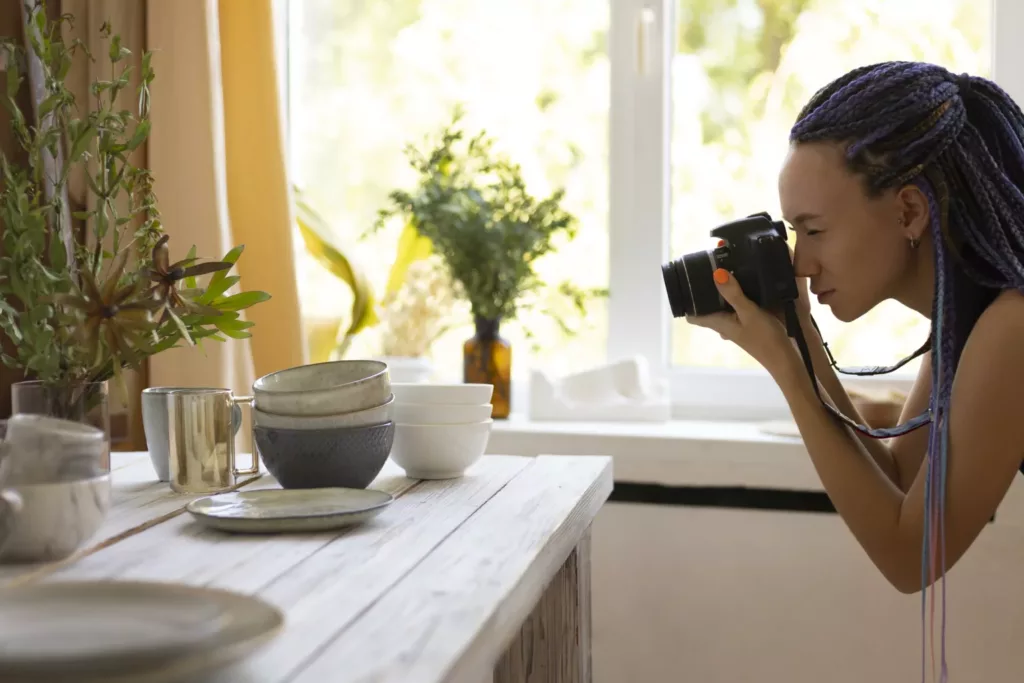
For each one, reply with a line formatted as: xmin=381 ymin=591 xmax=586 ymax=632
xmin=816 ymin=290 xmax=835 ymax=304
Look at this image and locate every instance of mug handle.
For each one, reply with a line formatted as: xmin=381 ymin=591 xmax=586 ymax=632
xmin=230 ymin=395 xmax=259 ymax=476
xmin=0 ymin=489 xmax=23 ymax=557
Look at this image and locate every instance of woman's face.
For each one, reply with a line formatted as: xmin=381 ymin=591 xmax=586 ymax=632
xmin=777 ymin=141 xmax=929 ymax=322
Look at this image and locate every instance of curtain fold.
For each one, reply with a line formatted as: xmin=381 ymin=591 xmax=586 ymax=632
xmin=219 ymin=0 xmax=306 ymax=379
xmin=145 ymin=0 xmax=305 ymax=396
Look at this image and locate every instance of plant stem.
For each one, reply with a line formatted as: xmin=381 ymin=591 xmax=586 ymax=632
xmin=20 ymin=0 xmax=78 ymax=286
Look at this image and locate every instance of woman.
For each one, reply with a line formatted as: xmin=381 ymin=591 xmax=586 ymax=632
xmin=688 ymin=60 xmax=1024 ymax=668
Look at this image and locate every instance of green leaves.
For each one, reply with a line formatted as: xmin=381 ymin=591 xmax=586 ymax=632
xmin=217 ymin=291 xmax=271 ymax=311
xmin=126 ymin=120 xmax=149 ymax=151
xmin=376 ymin=108 xmax=597 ymax=324
xmin=0 ymin=6 xmax=270 ymax=386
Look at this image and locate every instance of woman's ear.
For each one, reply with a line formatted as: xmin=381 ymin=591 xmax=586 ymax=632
xmin=895 ymin=184 xmax=930 ymax=241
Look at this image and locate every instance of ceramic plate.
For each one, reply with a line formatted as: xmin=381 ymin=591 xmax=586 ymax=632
xmin=185 ymin=488 xmax=394 ymax=533
xmin=0 ymin=580 xmax=282 ymax=682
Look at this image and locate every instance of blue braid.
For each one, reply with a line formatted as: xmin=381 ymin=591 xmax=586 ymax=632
xmin=790 ymin=60 xmax=1024 ymax=682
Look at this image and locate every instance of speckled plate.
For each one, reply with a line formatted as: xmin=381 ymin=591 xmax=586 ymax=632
xmin=0 ymin=580 xmax=282 ymax=682
xmin=185 ymin=488 xmax=394 ymax=533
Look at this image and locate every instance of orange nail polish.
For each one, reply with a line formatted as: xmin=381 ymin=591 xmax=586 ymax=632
xmin=717 ymin=239 xmax=726 ymax=247
xmin=713 ymin=268 xmax=729 ymax=285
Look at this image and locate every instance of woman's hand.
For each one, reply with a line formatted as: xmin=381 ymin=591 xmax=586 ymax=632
xmin=687 ymin=268 xmax=800 ymax=376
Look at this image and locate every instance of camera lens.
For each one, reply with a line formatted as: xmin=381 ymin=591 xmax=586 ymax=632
xmin=661 ymin=249 xmax=723 ymax=317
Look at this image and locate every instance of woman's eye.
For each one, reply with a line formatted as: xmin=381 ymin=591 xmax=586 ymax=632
xmin=805 ymin=229 xmax=821 ymax=236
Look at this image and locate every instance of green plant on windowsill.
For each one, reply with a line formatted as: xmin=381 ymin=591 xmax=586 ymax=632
xmin=0 ymin=4 xmax=270 ymax=411
xmin=370 ymin=107 xmax=606 ymax=416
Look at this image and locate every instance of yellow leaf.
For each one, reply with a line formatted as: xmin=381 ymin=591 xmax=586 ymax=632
xmin=304 ymin=316 xmax=345 ymax=364
xmin=293 ymin=191 xmax=379 ymax=342
xmin=384 ymin=221 xmax=434 ymax=297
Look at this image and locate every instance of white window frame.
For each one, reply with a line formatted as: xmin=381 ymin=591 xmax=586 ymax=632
xmin=278 ymin=1 xmax=1021 ymax=422
xmin=609 ymin=0 xmax=1021 ymax=421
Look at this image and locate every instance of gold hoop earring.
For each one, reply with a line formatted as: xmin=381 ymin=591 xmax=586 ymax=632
xmin=909 ymin=236 xmax=919 ymax=249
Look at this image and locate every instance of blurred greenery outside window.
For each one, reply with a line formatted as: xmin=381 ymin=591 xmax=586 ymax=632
xmin=283 ymin=0 xmax=990 ymax=410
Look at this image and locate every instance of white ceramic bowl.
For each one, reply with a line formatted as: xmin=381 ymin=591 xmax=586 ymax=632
xmin=0 ymin=474 xmax=111 ymax=563
xmin=392 ymin=401 xmax=491 ymax=425
xmin=389 ymin=420 xmax=493 ymax=479
xmin=253 ymin=395 xmax=394 ymax=431
xmin=390 ymin=383 xmax=493 ymax=406
xmin=253 ymin=360 xmax=390 ymax=417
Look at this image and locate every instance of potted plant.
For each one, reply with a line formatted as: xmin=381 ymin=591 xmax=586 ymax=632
xmin=373 ymin=254 xmax=457 ymax=383
xmin=373 ymin=109 xmax=601 ymax=418
xmin=0 ymin=6 xmax=269 ymax=466
xmin=294 ymin=187 xmax=455 ymax=377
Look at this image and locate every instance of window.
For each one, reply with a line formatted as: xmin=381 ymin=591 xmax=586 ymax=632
xmin=612 ymin=0 xmax=1003 ymax=420
xmin=285 ymin=0 xmax=1015 ymax=421
xmin=668 ymin=0 xmax=990 ymax=373
xmin=285 ymin=0 xmax=610 ymax=385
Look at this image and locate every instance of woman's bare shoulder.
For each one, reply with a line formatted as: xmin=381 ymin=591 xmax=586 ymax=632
xmin=948 ymin=287 xmax=1024 ymax=465
xmin=969 ymin=289 xmax=1024 ymax=341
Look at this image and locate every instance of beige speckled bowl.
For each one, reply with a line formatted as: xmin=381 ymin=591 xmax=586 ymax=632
xmin=253 ymin=395 xmax=394 ymax=430
xmin=253 ymin=360 xmax=391 ymax=417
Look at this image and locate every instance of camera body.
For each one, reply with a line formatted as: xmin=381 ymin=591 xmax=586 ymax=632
xmin=662 ymin=211 xmax=798 ymax=317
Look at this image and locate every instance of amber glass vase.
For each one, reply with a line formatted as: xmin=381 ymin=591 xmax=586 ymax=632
xmin=463 ymin=316 xmax=511 ymax=419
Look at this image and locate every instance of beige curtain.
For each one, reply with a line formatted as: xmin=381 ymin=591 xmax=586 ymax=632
xmin=0 ymin=0 xmax=304 ymax=447
xmin=146 ymin=0 xmax=305 ymax=395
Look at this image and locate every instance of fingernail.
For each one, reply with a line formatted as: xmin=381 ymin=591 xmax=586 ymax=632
xmin=717 ymin=239 xmax=726 ymax=247
xmin=713 ymin=268 xmax=729 ymax=285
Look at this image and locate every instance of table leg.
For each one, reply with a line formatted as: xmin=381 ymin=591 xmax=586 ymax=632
xmin=493 ymin=528 xmax=593 ymax=683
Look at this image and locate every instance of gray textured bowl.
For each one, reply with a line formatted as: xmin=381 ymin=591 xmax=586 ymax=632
xmin=252 ymin=421 xmax=395 ymax=490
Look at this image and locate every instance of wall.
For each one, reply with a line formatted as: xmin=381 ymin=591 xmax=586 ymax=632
xmin=488 ymin=420 xmax=1024 ymax=682
xmin=591 ymin=484 xmax=1024 ymax=682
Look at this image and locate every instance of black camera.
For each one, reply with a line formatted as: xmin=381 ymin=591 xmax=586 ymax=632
xmin=661 ymin=211 xmax=798 ymax=317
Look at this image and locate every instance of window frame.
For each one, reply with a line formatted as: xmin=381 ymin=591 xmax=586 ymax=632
xmin=279 ymin=1 xmax=1017 ymax=422
xmin=610 ymin=0 xmax=1015 ymax=421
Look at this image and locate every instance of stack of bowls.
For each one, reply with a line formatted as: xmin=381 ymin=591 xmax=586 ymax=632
xmin=389 ymin=383 xmax=494 ymax=479
xmin=251 ymin=360 xmax=395 ymax=490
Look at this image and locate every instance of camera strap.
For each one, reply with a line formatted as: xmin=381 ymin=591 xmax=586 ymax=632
xmin=782 ymin=302 xmax=932 ymax=439
xmin=808 ymin=314 xmax=932 ymax=376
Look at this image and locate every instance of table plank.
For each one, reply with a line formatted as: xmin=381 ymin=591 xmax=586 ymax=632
xmin=291 ymin=455 xmax=612 ymax=683
xmin=0 ymin=452 xmax=246 ymax=586
xmin=110 ymin=451 xmax=149 ymax=472
xmin=4 ymin=457 xmax=414 ymax=587
xmin=494 ymin=531 xmax=592 ymax=683
xmin=40 ymin=461 xmax=420 ymax=585
xmin=42 ymin=456 xmax=532 ymax=683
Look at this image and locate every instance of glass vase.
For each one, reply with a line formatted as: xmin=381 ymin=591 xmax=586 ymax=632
xmin=11 ymin=380 xmax=111 ymax=471
xmin=463 ymin=316 xmax=511 ymax=419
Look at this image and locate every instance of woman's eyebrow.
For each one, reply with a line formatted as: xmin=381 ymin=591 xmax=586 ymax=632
xmin=786 ymin=212 xmax=822 ymax=226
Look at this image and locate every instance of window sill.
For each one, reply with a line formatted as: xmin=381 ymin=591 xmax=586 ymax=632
xmin=487 ymin=414 xmax=823 ymax=492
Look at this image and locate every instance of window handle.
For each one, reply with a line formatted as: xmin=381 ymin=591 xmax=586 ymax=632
xmin=636 ymin=6 xmax=657 ymax=76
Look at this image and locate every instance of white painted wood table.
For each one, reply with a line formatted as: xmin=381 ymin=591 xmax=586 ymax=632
xmin=1 ymin=452 xmax=612 ymax=683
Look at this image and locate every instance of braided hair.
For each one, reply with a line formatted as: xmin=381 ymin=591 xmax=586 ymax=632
xmin=790 ymin=61 xmax=1024 ymax=682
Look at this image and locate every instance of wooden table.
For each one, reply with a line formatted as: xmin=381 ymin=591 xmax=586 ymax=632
xmin=1 ymin=452 xmax=612 ymax=683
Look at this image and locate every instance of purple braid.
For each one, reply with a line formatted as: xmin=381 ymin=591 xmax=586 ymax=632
xmin=790 ymin=61 xmax=1024 ymax=682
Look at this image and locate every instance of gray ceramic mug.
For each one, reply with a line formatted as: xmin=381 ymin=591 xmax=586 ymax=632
xmin=0 ymin=415 xmax=110 ymax=562
xmin=142 ymin=387 xmax=247 ymax=483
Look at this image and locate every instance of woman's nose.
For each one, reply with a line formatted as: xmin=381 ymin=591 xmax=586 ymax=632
xmin=791 ymin=244 xmax=817 ymax=279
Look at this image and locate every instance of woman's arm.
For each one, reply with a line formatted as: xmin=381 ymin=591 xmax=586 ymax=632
xmin=773 ymin=292 xmax=1024 ymax=592
xmin=885 ymin=352 xmax=933 ymax=491
xmin=791 ymin=313 xmax=902 ymax=487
